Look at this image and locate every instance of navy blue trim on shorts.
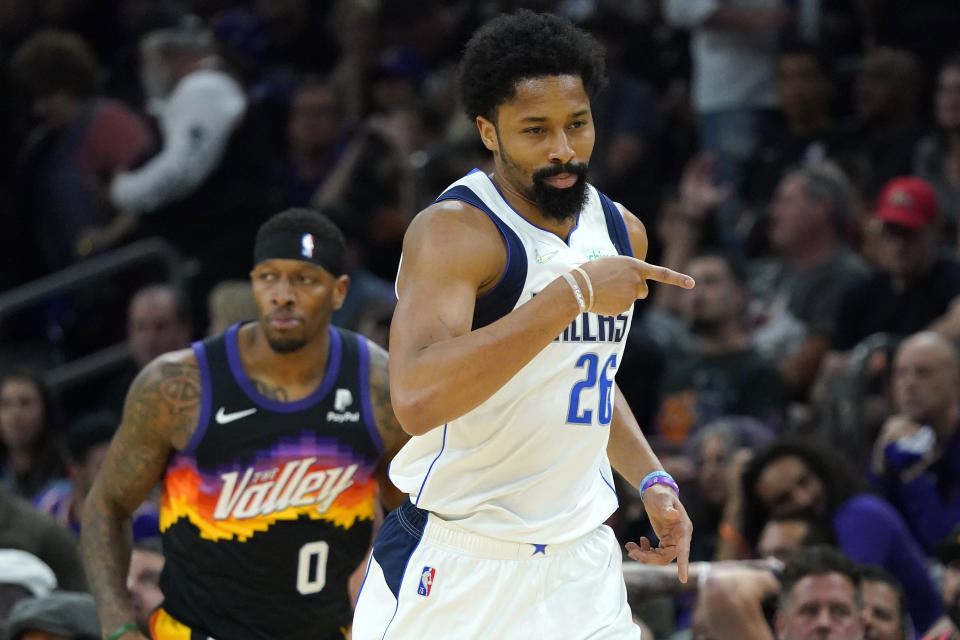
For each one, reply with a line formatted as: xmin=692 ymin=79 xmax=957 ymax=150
xmin=597 ymin=191 xmax=633 ymax=257
xmin=372 ymin=500 xmax=429 ymax=599
xmin=435 ymin=185 xmax=527 ymax=329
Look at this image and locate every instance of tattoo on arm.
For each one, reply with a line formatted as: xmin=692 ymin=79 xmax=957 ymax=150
xmin=81 ymin=357 xmax=200 ymax=636
xmin=368 ymin=342 xmax=407 ymax=452
xmin=253 ymin=378 xmax=289 ymax=401
xmin=367 ymin=341 xmax=410 ymax=510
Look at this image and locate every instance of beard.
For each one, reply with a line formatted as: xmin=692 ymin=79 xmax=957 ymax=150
xmin=526 ymin=162 xmax=590 ymax=223
xmin=262 ymin=317 xmax=308 ymax=354
xmin=265 ymin=335 xmax=307 ymax=354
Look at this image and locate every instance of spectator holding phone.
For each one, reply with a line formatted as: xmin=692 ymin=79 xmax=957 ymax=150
xmin=871 ymin=331 xmax=960 ymax=554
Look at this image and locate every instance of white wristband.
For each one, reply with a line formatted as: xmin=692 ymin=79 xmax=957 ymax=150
xmin=573 ymin=266 xmax=593 ymax=312
xmin=561 ymin=272 xmax=587 ymax=313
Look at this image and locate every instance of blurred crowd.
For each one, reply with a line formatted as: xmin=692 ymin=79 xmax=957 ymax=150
xmin=0 ymin=0 xmax=960 ymax=639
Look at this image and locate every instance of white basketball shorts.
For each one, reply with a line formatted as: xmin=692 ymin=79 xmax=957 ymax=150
xmin=352 ymin=501 xmax=641 ymax=639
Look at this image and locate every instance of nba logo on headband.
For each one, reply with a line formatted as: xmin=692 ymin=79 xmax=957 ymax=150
xmin=300 ymin=233 xmax=315 ymax=258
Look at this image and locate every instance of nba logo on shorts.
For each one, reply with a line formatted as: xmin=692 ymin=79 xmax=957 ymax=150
xmin=301 ymin=233 xmax=315 ymax=258
xmin=417 ymin=566 xmax=435 ymax=596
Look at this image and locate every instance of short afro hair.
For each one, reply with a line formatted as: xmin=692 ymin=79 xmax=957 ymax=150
xmin=459 ymin=9 xmax=607 ymax=122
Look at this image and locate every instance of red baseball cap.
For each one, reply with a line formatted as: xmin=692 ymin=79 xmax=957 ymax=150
xmin=875 ymin=176 xmax=939 ymax=229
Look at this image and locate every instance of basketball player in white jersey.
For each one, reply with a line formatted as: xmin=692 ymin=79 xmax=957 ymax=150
xmin=353 ymin=10 xmax=695 ymax=639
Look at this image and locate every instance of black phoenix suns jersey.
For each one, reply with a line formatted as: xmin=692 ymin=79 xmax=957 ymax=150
xmin=158 ymin=324 xmax=384 ymax=640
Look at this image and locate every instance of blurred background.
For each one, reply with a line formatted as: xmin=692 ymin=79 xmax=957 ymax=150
xmin=1 ymin=1 xmax=960 ymax=639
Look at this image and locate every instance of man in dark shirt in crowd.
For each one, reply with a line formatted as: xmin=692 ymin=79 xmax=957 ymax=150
xmin=656 ymin=252 xmax=786 ymax=446
xmin=98 ymin=284 xmax=193 ymax=415
xmin=832 ymin=176 xmax=960 ymax=351
xmin=834 ymin=48 xmax=923 ymax=199
xmin=749 ymin=162 xmax=867 ymax=397
xmin=742 ymin=44 xmax=842 ymax=217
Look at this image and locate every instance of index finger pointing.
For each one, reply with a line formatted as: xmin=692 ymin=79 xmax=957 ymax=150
xmin=635 ymin=261 xmax=695 ymax=289
xmin=676 ymin=524 xmax=691 ymax=583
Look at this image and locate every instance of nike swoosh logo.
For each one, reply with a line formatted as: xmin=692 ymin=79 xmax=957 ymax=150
xmin=536 ymin=250 xmax=559 ymax=264
xmin=215 ymin=407 xmax=258 ymax=424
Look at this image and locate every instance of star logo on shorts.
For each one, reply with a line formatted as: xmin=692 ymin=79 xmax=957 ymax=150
xmin=531 ymin=544 xmax=547 ymax=556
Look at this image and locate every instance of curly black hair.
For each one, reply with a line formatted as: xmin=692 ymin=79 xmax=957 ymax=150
xmin=458 ymin=9 xmax=607 ymax=122
xmin=740 ymin=437 xmax=864 ymax=549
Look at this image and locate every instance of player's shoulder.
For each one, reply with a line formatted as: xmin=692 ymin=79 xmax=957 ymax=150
xmin=608 ymin=199 xmax=647 ymax=259
xmin=138 ymin=346 xmax=198 ymax=376
xmin=122 ymin=347 xmax=202 ymax=448
xmin=402 ymin=197 xmax=506 ymax=270
xmin=127 ymin=347 xmax=201 ymax=410
xmin=408 ymin=197 xmax=501 ymax=242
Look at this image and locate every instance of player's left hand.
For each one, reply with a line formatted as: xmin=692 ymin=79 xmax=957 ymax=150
xmin=624 ymin=484 xmax=692 ymax=583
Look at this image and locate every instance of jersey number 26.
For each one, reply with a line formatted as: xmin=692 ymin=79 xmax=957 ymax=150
xmin=567 ymin=353 xmax=616 ymax=425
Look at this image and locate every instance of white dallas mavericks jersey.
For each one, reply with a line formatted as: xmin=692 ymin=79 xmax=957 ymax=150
xmin=389 ymin=169 xmax=635 ymax=544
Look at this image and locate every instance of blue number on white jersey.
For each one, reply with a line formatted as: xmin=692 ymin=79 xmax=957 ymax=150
xmin=567 ymin=354 xmax=617 ymax=425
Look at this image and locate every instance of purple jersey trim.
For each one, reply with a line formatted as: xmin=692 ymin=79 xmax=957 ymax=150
xmin=185 ymin=340 xmax=213 ymax=453
xmin=225 ymin=323 xmax=342 ymax=412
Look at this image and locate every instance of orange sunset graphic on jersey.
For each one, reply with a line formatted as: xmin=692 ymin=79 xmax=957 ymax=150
xmin=160 ymin=435 xmax=377 ymax=542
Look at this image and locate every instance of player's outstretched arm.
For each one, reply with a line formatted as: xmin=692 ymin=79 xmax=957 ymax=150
xmin=390 ymin=202 xmax=694 ymax=435
xmin=81 ymin=350 xmax=200 ymax=640
xmin=366 ymin=340 xmax=410 ymax=510
xmin=608 ymin=385 xmax=693 ymax=583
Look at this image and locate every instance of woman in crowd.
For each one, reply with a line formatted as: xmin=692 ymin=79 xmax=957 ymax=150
xmin=0 ymin=368 xmax=65 ymax=499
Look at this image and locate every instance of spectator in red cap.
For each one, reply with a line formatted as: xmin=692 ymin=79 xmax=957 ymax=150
xmin=874 ymin=176 xmax=940 ymax=229
xmin=830 ymin=175 xmax=960 ymax=352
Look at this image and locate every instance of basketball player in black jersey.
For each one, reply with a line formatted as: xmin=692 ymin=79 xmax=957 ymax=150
xmin=81 ymin=209 xmax=409 ymax=640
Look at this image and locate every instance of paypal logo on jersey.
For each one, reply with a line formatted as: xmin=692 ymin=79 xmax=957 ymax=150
xmin=554 ymin=312 xmax=630 ymax=344
xmin=334 ymin=389 xmax=353 ymax=412
xmin=327 ymin=388 xmax=360 ymax=423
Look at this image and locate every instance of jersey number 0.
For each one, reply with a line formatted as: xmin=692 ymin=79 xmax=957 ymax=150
xmin=296 ymin=541 xmax=329 ymax=594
